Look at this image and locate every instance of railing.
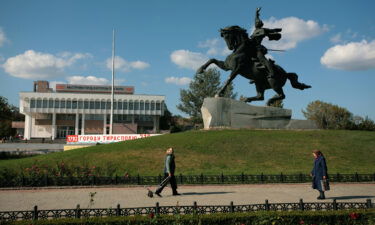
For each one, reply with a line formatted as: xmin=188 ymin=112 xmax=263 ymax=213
xmin=1 ymin=173 xmax=374 ymax=188
xmin=0 ymin=199 xmax=373 ymax=221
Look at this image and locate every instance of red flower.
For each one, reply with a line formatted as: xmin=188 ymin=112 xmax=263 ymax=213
xmin=299 ymin=220 xmax=305 ymax=224
xmin=349 ymin=212 xmax=359 ymax=220
xmin=149 ymin=212 xmax=154 ymax=219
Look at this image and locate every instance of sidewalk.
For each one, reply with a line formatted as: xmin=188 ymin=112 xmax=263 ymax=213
xmin=0 ymin=183 xmax=374 ymax=211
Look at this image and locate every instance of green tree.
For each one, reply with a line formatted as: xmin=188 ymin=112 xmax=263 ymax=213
xmin=269 ymin=99 xmax=284 ymax=108
xmin=352 ymin=115 xmax=375 ymax=131
xmin=159 ymin=104 xmax=173 ymax=130
xmin=177 ymin=68 xmax=236 ymax=123
xmin=302 ymin=100 xmax=353 ymax=129
xmin=0 ymin=96 xmax=23 ymax=138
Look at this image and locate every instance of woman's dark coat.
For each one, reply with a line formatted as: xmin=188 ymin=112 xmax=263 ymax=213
xmin=311 ymin=156 xmax=328 ymax=191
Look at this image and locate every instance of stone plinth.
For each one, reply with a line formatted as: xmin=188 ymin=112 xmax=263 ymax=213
xmin=201 ymin=97 xmax=317 ymax=130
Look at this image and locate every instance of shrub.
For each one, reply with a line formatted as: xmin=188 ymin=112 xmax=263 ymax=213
xmin=5 ymin=209 xmax=375 ymax=225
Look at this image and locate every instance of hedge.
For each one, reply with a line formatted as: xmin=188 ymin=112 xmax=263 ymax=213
xmin=3 ymin=210 xmax=375 ymax=225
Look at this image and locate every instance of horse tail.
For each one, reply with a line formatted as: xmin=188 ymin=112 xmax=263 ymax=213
xmin=286 ymin=73 xmax=312 ymax=90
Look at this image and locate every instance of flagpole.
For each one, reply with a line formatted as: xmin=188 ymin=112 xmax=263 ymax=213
xmin=110 ymin=29 xmax=115 ymax=135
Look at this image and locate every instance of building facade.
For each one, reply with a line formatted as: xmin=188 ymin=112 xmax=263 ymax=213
xmin=19 ymin=81 xmax=165 ymax=140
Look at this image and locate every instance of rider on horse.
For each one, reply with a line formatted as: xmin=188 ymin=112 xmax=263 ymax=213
xmin=250 ymin=7 xmax=282 ymax=81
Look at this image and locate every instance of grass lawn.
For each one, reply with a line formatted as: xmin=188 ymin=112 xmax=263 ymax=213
xmin=0 ymin=129 xmax=374 ymax=177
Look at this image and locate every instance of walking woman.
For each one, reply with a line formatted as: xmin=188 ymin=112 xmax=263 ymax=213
xmin=311 ymin=150 xmax=329 ymax=200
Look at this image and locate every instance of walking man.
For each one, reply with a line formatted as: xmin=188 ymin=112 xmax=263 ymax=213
xmin=155 ymin=147 xmax=180 ymax=197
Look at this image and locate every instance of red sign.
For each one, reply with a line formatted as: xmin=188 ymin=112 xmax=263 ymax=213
xmin=66 ymin=134 xmax=160 ymax=144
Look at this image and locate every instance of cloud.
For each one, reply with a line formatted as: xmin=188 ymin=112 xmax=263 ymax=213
xmin=106 ymin=56 xmax=149 ymax=72
xmin=170 ymin=50 xmax=208 ymax=70
xmin=330 ymin=33 xmax=343 ymax=44
xmin=320 ymin=40 xmax=375 ymax=71
xmin=260 ymin=17 xmax=328 ymax=50
xmin=198 ymin=38 xmax=231 ymax=56
xmin=66 ymin=75 xmax=109 ymax=85
xmin=165 ymin=76 xmax=192 ymax=85
xmin=0 ymin=28 xmax=7 ymax=47
xmin=2 ymin=50 xmax=90 ymax=79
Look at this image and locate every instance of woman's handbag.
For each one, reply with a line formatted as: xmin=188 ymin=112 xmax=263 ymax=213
xmin=320 ymin=179 xmax=330 ymax=191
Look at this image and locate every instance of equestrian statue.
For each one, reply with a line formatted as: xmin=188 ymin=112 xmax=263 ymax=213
xmin=197 ymin=8 xmax=311 ymax=106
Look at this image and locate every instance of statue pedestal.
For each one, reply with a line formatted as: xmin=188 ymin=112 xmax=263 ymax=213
xmin=201 ymin=97 xmax=317 ymax=130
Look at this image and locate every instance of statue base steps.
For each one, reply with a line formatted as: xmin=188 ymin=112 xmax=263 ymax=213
xmin=201 ymin=97 xmax=318 ymax=130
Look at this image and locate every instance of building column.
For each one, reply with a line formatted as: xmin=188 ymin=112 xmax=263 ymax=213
xmin=81 ymin=113 xmax=85 ymax=135
xmin=153 ymin=115 xmax=160 ymax=133
xmin=52 ymin=113 xmax=56 ymax=140
xmin=75 ymin=113 xmax=79 ymax=135
xmin=103 ymin=114 xmax=106 ymax=135
xmin=24 ymin=114 xmax=32 ymax=140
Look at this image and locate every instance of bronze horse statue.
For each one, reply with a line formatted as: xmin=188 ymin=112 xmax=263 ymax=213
xmin=196 ymin=26 xmax=311 ymax=106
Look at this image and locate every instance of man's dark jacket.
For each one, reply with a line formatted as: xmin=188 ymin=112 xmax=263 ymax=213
xmin=164 ymin=154 xmax=175 ymax=174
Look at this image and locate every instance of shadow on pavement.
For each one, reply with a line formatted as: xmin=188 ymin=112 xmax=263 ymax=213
xmin=182 ymin=192 xmax=234 ymax=196
xmin=327 ymin=195 xmax=375 ymax=200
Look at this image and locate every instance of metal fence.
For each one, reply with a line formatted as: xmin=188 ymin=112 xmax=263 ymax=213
xmin=0 ymin=199 xmax=373 ymax=221
xmin=1 ymin=173 xmax=374 ymax=187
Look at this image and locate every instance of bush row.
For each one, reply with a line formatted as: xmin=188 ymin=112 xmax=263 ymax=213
xmin=4 ymin=209 xmax=375 ymax=225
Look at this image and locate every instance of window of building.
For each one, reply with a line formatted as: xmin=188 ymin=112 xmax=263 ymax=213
xmin=89 ymin=101 xmax=94 ymax=109
xmin=123 ymin=101 xmax=128 ymax=110
xmin=57 ymin=114 xmax=75 ymax=120
xmin=113 ymin=101 xmax=117 ymax=110
xmin=124 ymin=115 xmax=132 ymax=122
xmin=118 ymin=101 xmax=123 ymax=110
xmin=54 ymin=100 xmax=60 ymax=108
xmin=129 ymin=101 xmax=133 ymax=110
xmin=66 ymin=100 xmax=72 ymax=109
xmin=60 ymin=100 xmax=66 ymax=109
xmin=134 ymin=101 xmax=139 ymax=110
xmin=36 ymin=99 xmax=42 ymax=108
xmin=140 ymin=101 xmax=145 ymax=110
xmin=151 ymin=101 xmax=155 ymax=110
xmin=41 ymin=99 xmax=47 ymax=108
xmin=84 ymin=101 xmax=89 ymax=109
xmin=101 ymin=101 xmax=106 ymax=109
xmin=145 ymin=101 xmax=150 ymax=110
xmin=95 ymin=101 xmax=100 ymax=109
xmin=48 ymin=99 xmax=54 ymax=108
xmin=156 ymin=102 xmax=161 ymax=110
xmin=138 ymin=115 xmax=153 ymax=121
xmin=106 ymin=101 xmax=111 ymax=109
xmin=72 ymin=101 xmax=77 ymax=109
xmin=86 ymin=114 xmax=103 ymax=120
xmin=30 ymin=99 xmax=36 ymax=108
xmin=78 ymin=101 xmax=83 ymax=109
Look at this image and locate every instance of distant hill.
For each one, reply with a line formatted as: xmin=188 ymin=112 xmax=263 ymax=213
xmin=1 ymin=130 xmax=374 ymax=176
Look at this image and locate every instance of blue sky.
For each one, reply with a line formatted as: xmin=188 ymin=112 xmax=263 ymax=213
xmin=1 ymin=0 xmax=375 ymax=120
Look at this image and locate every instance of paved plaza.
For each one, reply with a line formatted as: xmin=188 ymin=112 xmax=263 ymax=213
xmin=0 ymin=183 xmax=374 ymax=211
xmin=0 ymin=143 xmax=64 ymax=154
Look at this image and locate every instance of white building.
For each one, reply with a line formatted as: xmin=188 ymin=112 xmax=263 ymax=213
xmin=19 ymin=81 xmax=165 ymax=140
